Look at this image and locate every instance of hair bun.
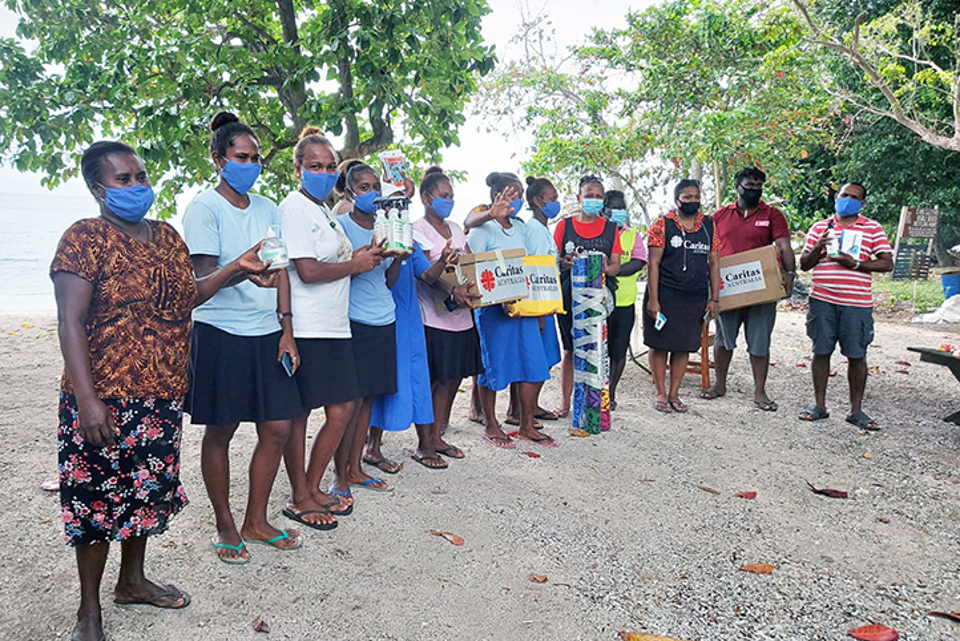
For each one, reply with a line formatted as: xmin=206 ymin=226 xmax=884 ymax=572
xmin=423 ymin=165 xmax=444 ymax=177
xmin=299 ymin=125 xmax=324 ymax=140
xmin=526 ymin=176 xmax=537 ymax=186
xmin=485 ymin=172 xmax=502 ymax=187
xmin=210 ymin=111 xmax=239 ymax=132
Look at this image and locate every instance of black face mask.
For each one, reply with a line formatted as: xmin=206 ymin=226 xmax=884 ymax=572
xmin=739 ymin=187 xmax=762 ymax=207
xmin=678 ymin=202 xmax=700 ymax=216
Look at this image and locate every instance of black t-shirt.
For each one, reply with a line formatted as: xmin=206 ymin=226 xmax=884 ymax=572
xmin=658 ymin=216 xmax=713 ymax=300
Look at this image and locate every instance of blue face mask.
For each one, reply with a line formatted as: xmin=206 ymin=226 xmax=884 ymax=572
xmin=609 ymin=209 xmax=628 ymax=226
xmin=354 ymin=190 xmax=381 ymax=214
xmin=509 ymin=197 xmax=523 ymax=218
xmin=430 ymin=196 xmax=455 ymax=219
xmin=541 ymin=201 xmax=561 ymax=219
xmin=834 ymin=196 xmax=863 ymax=217
xmin=302 ymin=170 xmax=338 ymax=202
xmin=101 ymin=184 xmax=155 ymax=223
xmin=221 ymin=160 xmax=261 ymax=195
xmin=582 ymin=198 xmax=604 ymax=216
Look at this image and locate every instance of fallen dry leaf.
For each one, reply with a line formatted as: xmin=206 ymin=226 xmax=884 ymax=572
xmin=928 ymin=610 xmax=960 ymax=623
xmin=40 ymin=480 xmax=59 ymax=492
xmin=863 ymin=453 xmax=872 ymax=459
xmin=806 ymin=480 xmax=848 ymax=499
xmin=895 ymin=369 xmax=909 ymax=374
xmin=868 ymin=365 xmax=881 ymax=375
xmin=160 ymin=540 xmax=178 ymax=548
xmin=428 ymin=530 xmax=465 ymax=546
xmin=528 ymin=574 xmax=548 ymax=583
xmin=894 ymin=360 xmax=911 ymax=367
xmin=736 ymin=491 xmax=757 ymax=500
xmin=769 ymin=361 xmax=779 ymax=367
xmin=619 ymin=633 xmax=688 ymax=641
xmin=568 ymin=428 xmax=591 ymax=437
xmin=796 ymin=362 xmax=808 ymax=368
xmin=698 ymin=485 xmax=721 ymax=495
xmin=252 ymin=617 xmax=271 ymax=633
xmin=521 ymin=451 xmax=541 ymax=458
xmin=848 ymin=623 xmax=899 ymax=640
xmin=739 ymin=563 xmax=774 ymax=574
xmin=876 ymin=516 xmax=891 ymax=524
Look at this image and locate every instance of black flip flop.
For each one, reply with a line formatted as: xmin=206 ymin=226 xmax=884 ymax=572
xmin=799 ymin=404 xmax=830 ymax=421
xmin=362 ymin=457 xmax=403 ymax=474
xmin=319 ymin=494 xmax=353 ymax=516
xmin=846 ymin=411 xmax=879 ymax=431
xmin=282 ymin=507 xmax=338 ymax=531
xmin=114 ymin=584 xmax=191 ymax=609
xmin=435 ymin=445 xmax=465 ymax=459
xmin=412 ymin=453 xmax=448 ymax=469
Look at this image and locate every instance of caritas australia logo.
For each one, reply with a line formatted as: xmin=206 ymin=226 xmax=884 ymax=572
xmin=480 ymin=269 xmax=496 ymax=292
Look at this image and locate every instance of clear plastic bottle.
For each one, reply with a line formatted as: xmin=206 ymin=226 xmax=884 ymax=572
xmin=374 ymin=205 xmax=388 ymax=247
xmin=401 ymin=206 xmax=413 ymax=253
xmin=388 ymin=206 xmax=402 ymax=251
xmin=259 ymin=224 xmax=289 ymax=269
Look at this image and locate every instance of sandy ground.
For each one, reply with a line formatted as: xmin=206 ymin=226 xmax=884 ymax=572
xmin=1 ymin=310 xmax=959 ymax=641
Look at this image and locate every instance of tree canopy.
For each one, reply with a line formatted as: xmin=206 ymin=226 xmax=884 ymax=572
xmin=0 ymin=0 xmax=495 ymax=216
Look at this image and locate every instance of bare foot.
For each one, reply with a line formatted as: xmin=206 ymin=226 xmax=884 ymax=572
xmin=115 ymin=579 xmax=189 ymax=608
xmin=70 ymin=612 xmax=103 ymax=641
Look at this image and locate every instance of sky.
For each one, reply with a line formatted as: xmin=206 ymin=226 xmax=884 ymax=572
xmin=0 ymin=0 xmax=655 ymax=217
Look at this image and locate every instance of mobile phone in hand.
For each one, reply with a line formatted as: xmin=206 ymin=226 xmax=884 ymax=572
xmin=281 ymin=353 xmax=294 ymax=377
xmin=654 ymin=312 xmax=667 ymax=331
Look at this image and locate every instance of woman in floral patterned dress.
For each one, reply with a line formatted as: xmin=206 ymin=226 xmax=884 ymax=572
xmin=52 ymin=140 xmax=272 ymax=641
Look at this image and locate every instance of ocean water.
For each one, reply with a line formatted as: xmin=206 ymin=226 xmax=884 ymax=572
xmin=0 ymin=192 xmax=100 ymax=313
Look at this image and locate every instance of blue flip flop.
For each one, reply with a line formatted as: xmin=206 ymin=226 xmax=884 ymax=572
xmin=351 ymin=477 xmax=393 ymax=493
xmin=245 ymin=529 xmax=302 ymax=550
xmin=212 ymin=538 xmax=250 ymax=565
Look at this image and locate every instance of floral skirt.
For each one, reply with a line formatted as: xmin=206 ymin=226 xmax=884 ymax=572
xmin=58 ymin=394 xmax=188 ymax=547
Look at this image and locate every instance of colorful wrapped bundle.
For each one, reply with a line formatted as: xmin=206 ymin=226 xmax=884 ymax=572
xmin=571 ymin=252 xmax=610 ymax=433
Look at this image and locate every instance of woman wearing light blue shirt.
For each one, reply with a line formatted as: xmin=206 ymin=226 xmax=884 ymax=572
xmin=330 ymin=161 xmax=405 ymax=499
xmin=183 ymin=112 xmax=302 ymax=563
xmin=466 ymin=172 xmax=555 ymax=449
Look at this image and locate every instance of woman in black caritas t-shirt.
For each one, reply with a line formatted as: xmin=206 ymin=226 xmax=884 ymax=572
xmin=552 ymin=174 xmax=622 ymax=417
xmin=644 ymin=179 xmax=720 ymax=414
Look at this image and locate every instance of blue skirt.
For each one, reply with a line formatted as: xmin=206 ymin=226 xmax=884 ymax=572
xmin=370 ymin=305 xmax=434 ymax=432
xmin=541 ymin=315 xmax=562 ymax=368
xmin=475 ymin=306 xmax=550 ymax=392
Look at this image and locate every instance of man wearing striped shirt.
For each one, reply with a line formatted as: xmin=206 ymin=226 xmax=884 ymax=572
xmin=798 ymin=182 xmax=893 ymax=430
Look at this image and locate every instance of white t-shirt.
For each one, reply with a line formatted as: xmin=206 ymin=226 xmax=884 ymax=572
xmin=280 ymin=190 xmax=354 ymax=338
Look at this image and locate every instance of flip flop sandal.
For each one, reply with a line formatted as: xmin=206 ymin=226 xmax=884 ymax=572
xmin=653 ymin=400 xmax=672 ymax=414
xmin=799 ymin=404 xmax=830 ymax=421
xmin=352 ymin=477 xmax=393 ymax=493
xmin=319 ymin=494 xmax=353 ymax=516
xmin=482 ymin=433 xmax=516 ymax=449
xmin=435 ymin=445 xmax=465 ymax=459
xmin=517 ymin=435 xmax=559 ymax=448
xmin=534 ymin=410 xmax=560 ymax=421
xmin=115 ymin=584 xmax=191 ymax=609
xmin=668 ymin=400 xmax=688 ymax=413
xmin=846 ymin=411 xmax=879 ymax=431
xmin=754 ymin=399 xmax=779 ymax=412
xmin=362 ymin=456 xmax=403 ymax=474
xmin=504 ymin=417 xmax=545 ymax=429
xmin=700 ymin=389 xmax=724 ymax=400
xmin=282 ymin=507 xmax=338 ymax=531
xmin=412 ymin=453 xmax=449 ymax=469
xmin=212 ymin=539 xmax=250 ymax=565
xmin=245 ymin=529 xmax=302 ymax=550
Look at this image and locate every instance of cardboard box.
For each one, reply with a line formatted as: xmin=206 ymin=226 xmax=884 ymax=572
xmin=717 ymin=245 xmax=786 ymax=312
xmin=437 ymin=248 xmax=529 ymax=308
xmin=505 ymin=255 xmax=565 ymax=317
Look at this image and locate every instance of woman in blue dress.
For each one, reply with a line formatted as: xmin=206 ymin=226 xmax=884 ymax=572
xmin=466 ymin=172 xmax=556 ymax=448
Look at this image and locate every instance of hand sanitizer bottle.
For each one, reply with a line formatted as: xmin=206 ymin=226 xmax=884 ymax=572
xmin=260 ymin=224 xmax=289 ymax=269
xmin=401 ymin=206 xmax=413 ymax=253
xmin=374 ymin=205 xmax=388 ymax=247
xmin=388 ymin=206 xmax=401 ymax=251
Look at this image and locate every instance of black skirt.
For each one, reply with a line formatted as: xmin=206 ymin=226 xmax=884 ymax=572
xmin=641 ymin=289 xmax=706 ymax=353
xmin=607 ymin=304 xmax=636 ymax=361
xmin=424 ymin=326 xmax=484 ymax=383
xmin=351 ymin=321 xmax=398 ymax=398
xmin=186 ymin=322 xmax=302 ymax=425
xmin=294 ymin=337 xmax=361 ymax=410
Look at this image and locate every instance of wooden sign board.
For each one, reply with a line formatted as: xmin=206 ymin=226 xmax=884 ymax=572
xmin=892 ymin=205 xmax=938 ymax=280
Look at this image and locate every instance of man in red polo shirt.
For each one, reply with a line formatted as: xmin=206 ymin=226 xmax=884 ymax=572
xmin=702 ymin=167 xmax=795 ymax=410
xmin=798 ymin=182 xmax=893 ymax=430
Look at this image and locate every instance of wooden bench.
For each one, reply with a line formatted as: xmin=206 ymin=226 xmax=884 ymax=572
xmin=907 ymin=346 xmax=960 ymax=424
